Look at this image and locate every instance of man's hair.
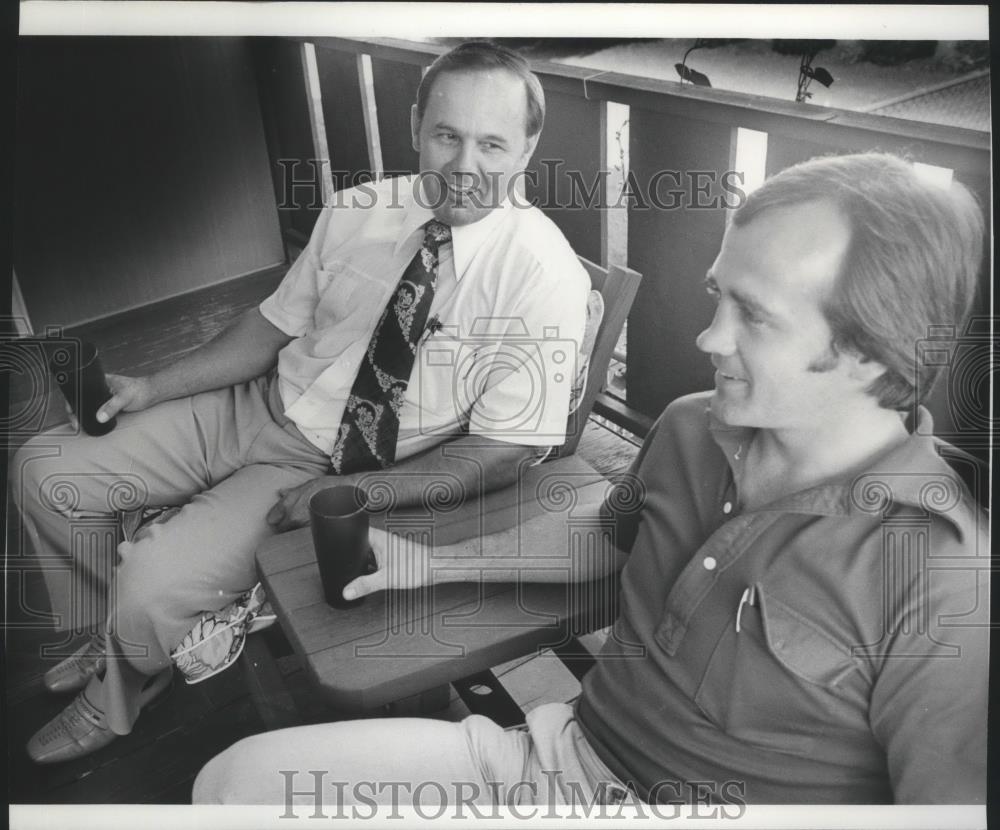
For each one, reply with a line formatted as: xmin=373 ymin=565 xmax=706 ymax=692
xmin=731 ymin=152 xmax=984 ymax=410
xmin=415 ymin=40 xmax=546 ymax=138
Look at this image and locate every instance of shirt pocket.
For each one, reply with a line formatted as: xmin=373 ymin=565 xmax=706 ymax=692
xmin=693 ymin=585 xmax=861 ymax=755
xmin=313 ymin=260 xmax=386 ymax=334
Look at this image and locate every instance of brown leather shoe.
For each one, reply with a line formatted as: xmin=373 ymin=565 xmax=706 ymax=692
xmin=43 ymin=632 xmax=107 ymax=695
xmin=27 ymin=668 xmax=173 ymax=764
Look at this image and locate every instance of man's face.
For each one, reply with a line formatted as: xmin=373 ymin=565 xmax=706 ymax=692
xmin=696 ymin=200 xmax=874 ymax=432
xmin=411 ymin=69 xmax=538 ymax=227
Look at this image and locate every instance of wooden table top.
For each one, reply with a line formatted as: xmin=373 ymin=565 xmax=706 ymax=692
xmin=255 ymin=455 xmax=618 ymax=712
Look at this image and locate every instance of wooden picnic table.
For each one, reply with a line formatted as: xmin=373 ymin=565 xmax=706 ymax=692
xmin=255 ymin=455 xmax=618 ymax=714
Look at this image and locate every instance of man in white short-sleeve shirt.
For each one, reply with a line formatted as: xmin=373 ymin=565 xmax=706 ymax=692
xmin=15 ymin=40 xmax=588 ymax=764
xmin=260 ymin=172 xmax=588 ymax=479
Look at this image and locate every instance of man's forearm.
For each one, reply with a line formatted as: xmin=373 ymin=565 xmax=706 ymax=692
xmin=376 ymin=495 xmax=627 ymax=586
xmin=146 ymin=308 xmax=293 ymax=405
xmin=448 ymin=503 xmax=626 ymax=583
xmin=344 ymin=434 xmax=536 ymax=511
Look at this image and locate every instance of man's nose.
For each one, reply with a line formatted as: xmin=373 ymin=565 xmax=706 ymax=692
xmin=695 ymin=305 xmax=736 ymax=356
xmin=448 ymin=142 xmax=481 ymax=186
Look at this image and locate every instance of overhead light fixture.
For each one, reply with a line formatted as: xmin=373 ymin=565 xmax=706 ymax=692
xmin=796 ymin=47 xmax=834 ymax=102
xmin=675 ymin=40 xmax=712 ymax=88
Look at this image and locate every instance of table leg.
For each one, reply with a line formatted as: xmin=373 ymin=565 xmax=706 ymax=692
xmin=240 ymin=633 xmax=302 ymax=731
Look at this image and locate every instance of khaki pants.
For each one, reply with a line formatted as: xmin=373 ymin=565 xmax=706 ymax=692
xmin=10 ymin=374 xmax=330 ymax=732
xmin=193 ymin=702 xmax=631 ymax=808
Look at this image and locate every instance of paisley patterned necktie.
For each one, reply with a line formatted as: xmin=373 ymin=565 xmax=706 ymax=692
xmin=330 ymin=220 xmax=452 ymax=474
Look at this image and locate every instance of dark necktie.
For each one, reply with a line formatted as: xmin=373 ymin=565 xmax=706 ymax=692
xmin=330 ymin=220 xmax=452 ymax=474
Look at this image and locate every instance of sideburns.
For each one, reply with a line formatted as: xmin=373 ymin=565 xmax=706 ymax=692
xmin=806 ymin=340 xmax=840 ymax=373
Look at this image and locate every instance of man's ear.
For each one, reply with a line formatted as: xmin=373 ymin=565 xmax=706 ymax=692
xmin=519 ymin=131 xmax=540 ymax=166
xmin=410 ymin=105 xmax=421 ymax=153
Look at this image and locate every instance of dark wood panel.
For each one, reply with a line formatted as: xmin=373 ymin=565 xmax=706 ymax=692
xmin=371 ymin=56 xmax=423 ymax=176
xmin=14 ymin=37 xmax=284 ymax=329
xmin=764 ymin=133 xmax=834 ymax=178
xmin=625 ymin=109 xmax=733 ymax=418
xmin=251 ymin=38 xmax=325 ymax=242
xmin=314 ymin=46 xmax=373 ymax=191
xmin=525 ymin=86 xmax=603 ymax=264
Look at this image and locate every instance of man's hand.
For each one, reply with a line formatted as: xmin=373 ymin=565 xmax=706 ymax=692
xmin=266 ymin=475 xmax=336 ymax=531
xmin=342 ymin=527 xmax=431 ymax=601
xmin=96 ymin=374 xmax=158 ymax=424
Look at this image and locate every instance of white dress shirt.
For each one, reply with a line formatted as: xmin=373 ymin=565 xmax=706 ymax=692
xmin=259 ymin=176 xmax=589 ymax=461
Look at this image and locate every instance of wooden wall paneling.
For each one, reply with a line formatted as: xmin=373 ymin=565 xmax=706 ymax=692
xmin=251 ymin=38 xmax=325 ymax=242
xmin=313 ymin=46 xmax=373 ymax=192
xmin=14 ymin=37 xmax=284 ymax=329
xmin=763 ymin=133 xmax=833 ymax=178
xmin=524 ymin=85 xmax=603 ymax=265
xmin=355 ymin=54 xmax=385 ymax=181
xmin=370 ymin=56 xmax=423 ymax=177
xmin=625 ymin=108 xmax=734 ymax=418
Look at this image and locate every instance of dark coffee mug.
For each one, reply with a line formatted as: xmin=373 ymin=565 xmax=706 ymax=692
xmin=48 ymin=339 xmax=116 ymax=437
xmin=309 ymin=485 xmax=377 ymax=608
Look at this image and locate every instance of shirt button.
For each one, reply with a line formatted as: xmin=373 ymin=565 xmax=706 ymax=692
xmin=703 ymin=556 xmax=717 ymax=571
xmin=722 ymin=501 xmax=733 ymax=514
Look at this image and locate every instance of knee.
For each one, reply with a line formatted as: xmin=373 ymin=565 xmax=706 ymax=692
xmin=10 ymin=433 xmax=84 ymax=515
xmin=113 ymin=542 xmax=175 ymax=621
xmin=193 ymin=747 xmax=233 ymax=803
xmin=193 ymin=737 xmax=270 ymax=804
xmin=9 ymin=436 xmax=50 ymax=511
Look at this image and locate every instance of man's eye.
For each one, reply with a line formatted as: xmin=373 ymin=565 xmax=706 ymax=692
xmin=482 ymin=142 xmax=503 ymax=152
xmin=705 ymin=284 xmax=720 ymax=302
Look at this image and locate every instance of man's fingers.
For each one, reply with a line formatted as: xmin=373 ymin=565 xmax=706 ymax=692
xmin=268 ymin=500 xmax=311 ymax=532
xmin=96 ymin=394 xmax=125 ymax=424
xmin=265 ymin=502 xmax=284 ymax=527
xmin=288 ymin=499 xmax=309 ymax=528
xmin=342 ymin=568 xmax=386 ymax=601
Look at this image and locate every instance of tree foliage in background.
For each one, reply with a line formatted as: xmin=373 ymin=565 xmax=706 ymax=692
xmin=770 ymin=39 xmax=836 ymax=57
xmin=443 ymin=38 xmax=989 ymax=77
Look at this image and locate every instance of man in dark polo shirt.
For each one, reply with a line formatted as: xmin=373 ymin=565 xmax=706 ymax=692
xmin=195 ymin=152 xmax=988 ymax=807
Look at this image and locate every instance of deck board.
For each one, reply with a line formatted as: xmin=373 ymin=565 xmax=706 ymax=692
xmin=4 ymin=270 xmax=640 ymax=804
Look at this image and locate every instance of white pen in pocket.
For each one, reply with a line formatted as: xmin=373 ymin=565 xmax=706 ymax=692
xmin=735 ymin=585 xmax=757 ymax=633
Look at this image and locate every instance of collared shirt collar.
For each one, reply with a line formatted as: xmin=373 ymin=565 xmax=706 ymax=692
xmin=394 ymin=177 xmax=511 ymax=282
xmin=705 ymin=404 xmax=973 ymax=540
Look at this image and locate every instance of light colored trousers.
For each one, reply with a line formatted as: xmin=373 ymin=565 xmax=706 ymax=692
xmin=193 ymin=702 xmax=630 ymax=809
xmin=11 ymin=374 xmax=330 ymax=732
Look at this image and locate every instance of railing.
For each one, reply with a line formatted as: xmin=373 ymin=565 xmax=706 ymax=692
xmin=251 ymin=36 xmax=991 ymax=443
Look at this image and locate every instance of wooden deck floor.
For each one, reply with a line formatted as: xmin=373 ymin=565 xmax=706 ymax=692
xmin=4 ymin=268 xmax=640 ymax=804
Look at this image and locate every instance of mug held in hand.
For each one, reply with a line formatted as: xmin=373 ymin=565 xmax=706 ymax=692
xmin=47 ymin=339 xmax=117 ymax=436
xmin=309 ymin=485 xmax=378 ymax=609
